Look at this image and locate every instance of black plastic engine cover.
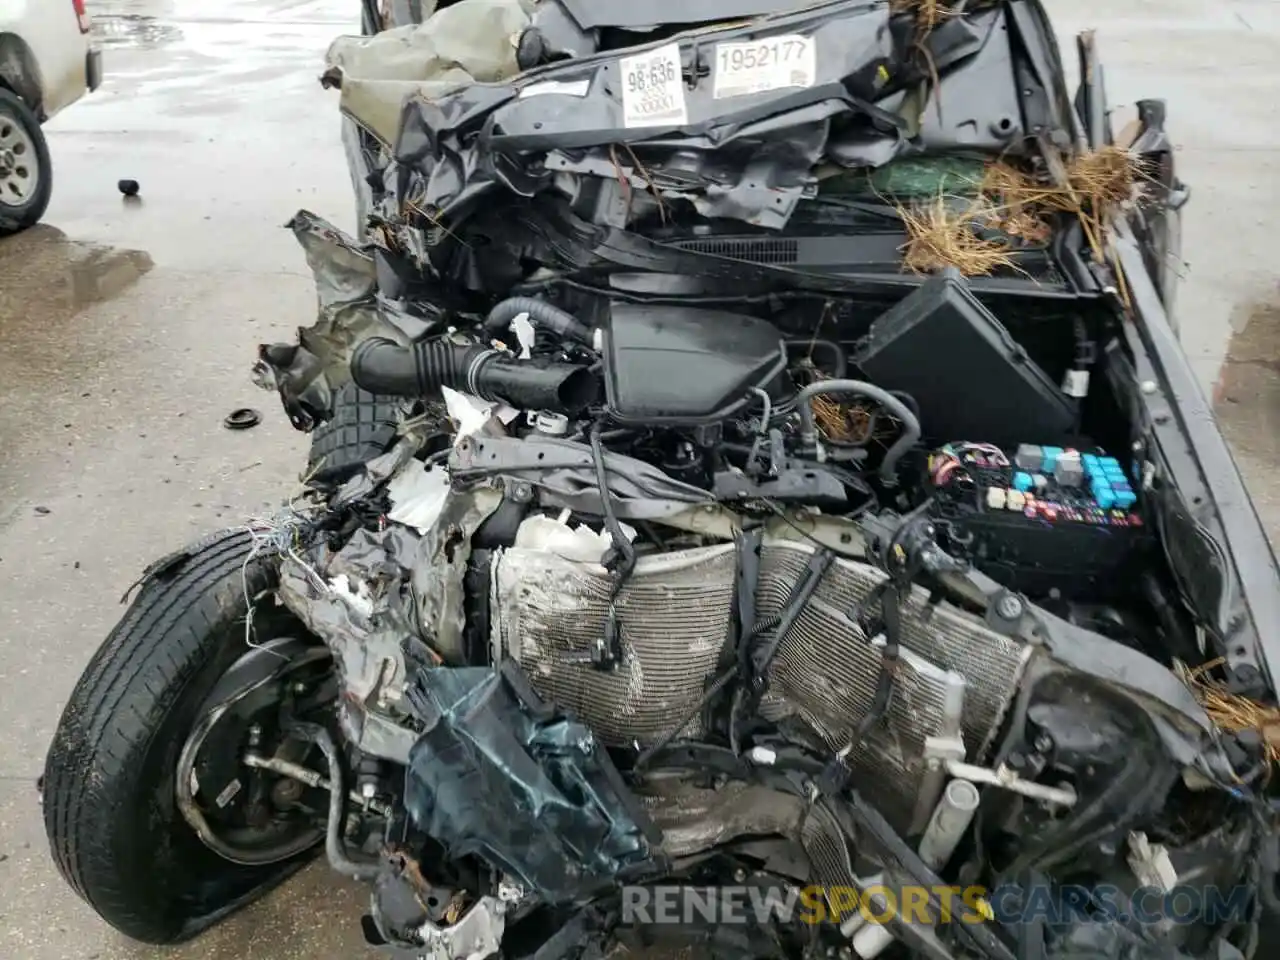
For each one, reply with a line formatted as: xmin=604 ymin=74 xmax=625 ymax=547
xmin=602 ymin=302 xmax=788 ymax=422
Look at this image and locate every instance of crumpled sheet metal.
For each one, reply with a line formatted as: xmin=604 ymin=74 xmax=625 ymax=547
xmin=391 ymin=2 xmax=899 ymax=231
xmin=276 ymin=526 xmax=422 ymax=703
xmin=253 ymin=211 xmax=411 ymax=430
xmin=276 ymin=525 xmax=424 ymax=761
xmin=410 ymin=482 xmax=504 ymax=664
xmin=325 ymin=0 xmax=534 ymax=145
xmin=378 ymin=2 xmax=1067 ymax=234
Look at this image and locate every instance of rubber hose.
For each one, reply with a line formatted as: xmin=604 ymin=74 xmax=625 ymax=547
xmin=350 ymin=337 xmax=599 ymax=414
xmin=288 ymin=722 xmax=380 ymax=882
xmin=795 ymin=379 xmax=922 ymax=486
xmin=482 ymin=296 xmax=594 ymax=347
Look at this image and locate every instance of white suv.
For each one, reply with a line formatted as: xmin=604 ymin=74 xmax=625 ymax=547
xmin=0 ymin=0 xmax=102 ymax=234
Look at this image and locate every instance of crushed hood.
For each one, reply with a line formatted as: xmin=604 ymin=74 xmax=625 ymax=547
xmin=326 ymin=0 xmax=1074 ymax=232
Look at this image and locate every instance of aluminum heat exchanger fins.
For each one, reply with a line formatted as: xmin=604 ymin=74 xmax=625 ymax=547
xmin=493 ymin=543 xmax=738 ymax=745
xmin=494 ymin=538 xmax=1029 ymax=805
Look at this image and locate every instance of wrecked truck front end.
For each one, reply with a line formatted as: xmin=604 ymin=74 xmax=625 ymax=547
xmin=258 ymin=3 xmax=1280 ymax=959
xmin=42 ymin=1 xmax=1280 ymax=959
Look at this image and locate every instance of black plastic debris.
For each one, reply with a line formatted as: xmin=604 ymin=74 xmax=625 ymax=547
xmin=117 ymin=179 xmax=140 ymax=197
xmin=223 ymin=408 xmax=262 ymax=430
xmin=403 ymin=663 xmax=661 ymax=903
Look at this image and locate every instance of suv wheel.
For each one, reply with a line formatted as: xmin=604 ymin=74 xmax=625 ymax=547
xmin=0 ymin=88 xmax=53 ymax=235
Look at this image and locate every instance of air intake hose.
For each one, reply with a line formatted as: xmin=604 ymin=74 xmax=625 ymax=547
xmin=481 ymin=297 xmax=595 ymax=347
xmin=350 ymin=337 xmax=599 ymax=415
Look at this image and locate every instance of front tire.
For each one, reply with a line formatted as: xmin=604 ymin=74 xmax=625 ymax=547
xmin=0 ymin=88 xmax=52 ymax=235
xmin=42 ymin=529 xmax=322 ymax=944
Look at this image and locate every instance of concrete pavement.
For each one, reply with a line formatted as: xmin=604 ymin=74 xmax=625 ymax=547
xmin=0 ymin=0 xmax=1277 ymax=958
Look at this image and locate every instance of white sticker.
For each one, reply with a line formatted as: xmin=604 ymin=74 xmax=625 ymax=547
xmin=713 ymin=34 xmax=817 ymax=100
xmin=519 ymin=79 xmax=591 ymax=99
xmin=1062 ymin=369 xmax=1090 ymax=398
xmin=618 ymin=43 xmax=687 ymax=128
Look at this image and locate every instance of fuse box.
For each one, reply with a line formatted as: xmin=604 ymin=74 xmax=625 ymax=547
xmin=926 ymin=441 xmax=1148 ymax=599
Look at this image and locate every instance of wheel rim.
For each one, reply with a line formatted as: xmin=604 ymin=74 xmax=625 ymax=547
xmin=176 ymin=637 xmax=335 ymax=866
xmin=0 ymin=116 xmax=39 ymax=208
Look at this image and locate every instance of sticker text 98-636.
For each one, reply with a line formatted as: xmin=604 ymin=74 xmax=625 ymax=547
xmin=618 ymin=43 xmax=688 ymax=128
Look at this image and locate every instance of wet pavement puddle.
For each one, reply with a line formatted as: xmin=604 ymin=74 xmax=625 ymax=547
xmin=91 ymin=14 xmax=185 ymax=50
xmin=0 ymin=225 xmax=153 ymax=318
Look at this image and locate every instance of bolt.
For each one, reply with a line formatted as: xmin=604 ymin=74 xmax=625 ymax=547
xmin=272 ymin=778 xmax=304 ymax=807
xmin=247 ymin=724 xmax=262 ymax=749
xmin=1034 ymin=734 xmax=1053 ymax=753
xmin=733 ymin=868 xmax=747 ymax=883
xmin=996 ymin=593 xmax=1024 ymax=620
xmin=1141 ymin=380 xmax=1157 ymax=395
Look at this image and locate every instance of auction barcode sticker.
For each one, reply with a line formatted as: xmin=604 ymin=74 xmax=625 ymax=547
xmin=713 ymin=34 xmax=817 ymax=99
xmin=619 ymin=43 xmax=688 ymax=127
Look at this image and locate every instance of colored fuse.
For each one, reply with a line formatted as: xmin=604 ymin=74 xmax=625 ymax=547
xmin=1013 ymin=471 xmax=1034 ymax=492
xmin=1114 ymin=489 xmax=1137 ymax=509
xmin=1014 ymin=444 xmax=1044 ymax=471
xmin=1007 ymin=490 xmax=1026 ymax=510
xmin=987 ymin=487 xmax=1007 ymax=509
xmin=1095 ymin=487 xmax=1116 ymax=509
xmin=1041 ymin=446 xmax=1064 ymax=470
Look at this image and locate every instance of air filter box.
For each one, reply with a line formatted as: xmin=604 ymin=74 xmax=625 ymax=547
xmin=853 ymin=272 xmax=1076 ymax=446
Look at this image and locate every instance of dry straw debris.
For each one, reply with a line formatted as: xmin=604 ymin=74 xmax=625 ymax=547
xmin=982 ymin=145 xmax=1141 ymax=222
xmin=889 ymin=0 xmax=951 ymax=31
xmin=899 ymin=146 xmax=1144 ymax=278
xmin=899 ymin=195 xmax=1018 ymax=278
xmin=1177 ymin=659 xmax=1280 ymax=767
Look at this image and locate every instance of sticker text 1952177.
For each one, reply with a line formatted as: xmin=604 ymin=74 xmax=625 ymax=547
xmin=713 ymin=34 xmax=817 ymax=100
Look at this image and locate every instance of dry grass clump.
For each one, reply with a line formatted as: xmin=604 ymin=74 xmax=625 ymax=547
xmin=811 ymin=395 xmax=874 ymax=444
xmin=899 ymin=195 xmax=1018 ymax=277
xmin=1068 ymin=144 xmax=1140 ymax=212
xmin=810 ymin=395 xmax=902 ymax=445
xmin=980 ymin=145 xmax=1144 ymax=301
xmin=1176 ymin=659 xmax=1280 ymax=766
xmin=896 ymin=146 xmax=1143 ymax=278
xmin=982 ymin=145 xmax=1141 ymax=221
xmin=889 ymin=0 xmax=951 ymax=30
